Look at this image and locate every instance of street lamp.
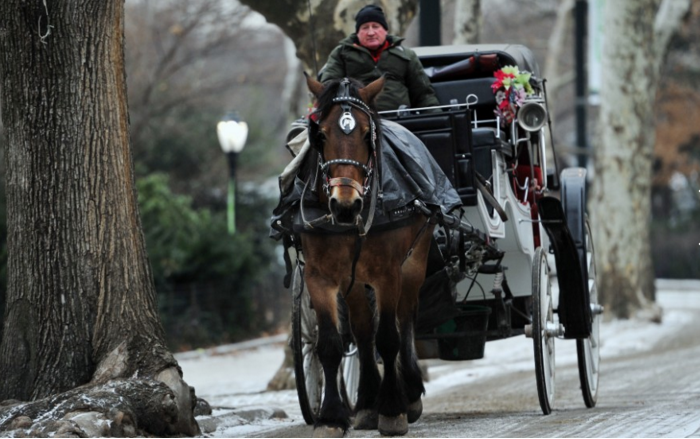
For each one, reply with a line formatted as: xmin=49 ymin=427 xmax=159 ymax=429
xmin=217 ymin=112 xmax=248 ymax=235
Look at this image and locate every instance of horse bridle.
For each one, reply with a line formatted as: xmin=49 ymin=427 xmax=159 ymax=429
xmin=303 ymin=78 xmax=380 ymax=236
xmin=318 ymin=78 xmax=378 ymax=200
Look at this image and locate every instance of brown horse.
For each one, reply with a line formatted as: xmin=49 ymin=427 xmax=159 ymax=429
xmin=300 ymin=74 xmax=435 ymax=437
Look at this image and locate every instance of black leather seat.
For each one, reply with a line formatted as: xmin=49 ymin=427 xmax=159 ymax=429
xmin=383 ymin=109 xmax=478 ymax=205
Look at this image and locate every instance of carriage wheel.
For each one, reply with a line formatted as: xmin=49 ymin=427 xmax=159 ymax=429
xmin=291 ymin=263 xmax=323 ymax=425
xmin=337 ymin=292 xmax=360 ymax=411
xmin=291 ymin=263 xmax=359 ymax=425
xmin=576 ymin=219 xmax=601 ymax=408
xmin=532 ymin=246 xmax=555 ymax=415
xmin=341 ymin=343 xmax=360 ymax=409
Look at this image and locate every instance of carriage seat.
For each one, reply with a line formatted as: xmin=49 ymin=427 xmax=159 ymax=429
xmin=472 ymin=128 xmax=505 ymax=148
xmin=432 ymin=77 xmax=499 ymax=126
xmin=430 ymin=77 xmax=512 ymax=184
xmin=423 ymin=53 xmax=501 ymax=122
xmin=423 ymin=54 xmax=499 ymax=82
xmin=383 ymin=110 xmax=478 ymax=206
xmin=472 ymin=129 xmax=512 ymax=158
xmin=471 ymin=128 xmax=512 ymax=183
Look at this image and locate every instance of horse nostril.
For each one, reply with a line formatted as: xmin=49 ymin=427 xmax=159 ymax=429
xmin=353 ymin=198 xmax=363 ymax=214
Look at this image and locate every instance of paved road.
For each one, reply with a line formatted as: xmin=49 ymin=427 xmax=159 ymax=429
xmin=250 ymin=284 xmax=700 ymax=438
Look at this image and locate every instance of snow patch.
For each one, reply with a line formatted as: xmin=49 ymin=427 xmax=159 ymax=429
xmin=176 ymin=282 xmax=700 ymax=437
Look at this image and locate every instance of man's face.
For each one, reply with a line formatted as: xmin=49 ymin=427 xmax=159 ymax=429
xmin=357 ymin=22 xmax=387 ymax=51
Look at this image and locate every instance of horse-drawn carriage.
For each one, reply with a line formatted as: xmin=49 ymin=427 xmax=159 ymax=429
xmin=272 ymin=43 xmax=602 ymax=436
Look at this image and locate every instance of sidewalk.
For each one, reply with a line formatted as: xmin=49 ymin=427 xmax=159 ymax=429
xmin=178 ymin=278 xmax=700 ymax=437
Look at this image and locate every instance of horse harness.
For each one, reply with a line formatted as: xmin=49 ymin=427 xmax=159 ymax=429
xmin=300 ymin=78 xmax=436 ymax=298
xmin=302 ymin=78 xmax=380 ymax=236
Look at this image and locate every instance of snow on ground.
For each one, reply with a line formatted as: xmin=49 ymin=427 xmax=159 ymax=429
xmin=177 ymin=279 xmax=700 ymax=438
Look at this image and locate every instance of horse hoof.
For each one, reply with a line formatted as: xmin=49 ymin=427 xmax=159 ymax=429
xmin=378 ymin=413 xmax=408 ymax=436
xmin=353 ymin=409 xmax=378 ymax=430
xmin=313 ymin=425 xmax=346 ymax=438
xmin=407 ymin=398 xmax=423 ymax=424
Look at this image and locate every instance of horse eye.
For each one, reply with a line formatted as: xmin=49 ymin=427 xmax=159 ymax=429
xmin=315 ymin=132 xmax=326 ymax=145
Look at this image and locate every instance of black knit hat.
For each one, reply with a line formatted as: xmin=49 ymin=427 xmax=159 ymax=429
xmin=355 ymin=5 xmax=388 ymax=32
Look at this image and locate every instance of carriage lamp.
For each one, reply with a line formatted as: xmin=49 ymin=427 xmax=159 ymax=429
xmin=217 ymin=112 xmax=248 ymax=235
xmin=517 ymin=99 xmax=548 ymax=132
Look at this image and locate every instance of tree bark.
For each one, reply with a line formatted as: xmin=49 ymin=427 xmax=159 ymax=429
xmin=452 ymin=0 xmax=481 ymax=44
xmin=0 ymin=0 xmax=196 ymax=435
xmin=542 ymin=0 xmax=575 ymax=104
xmin=0 ymin=380 xmax=181 ymax=437
xmin=266 ymin=341 xmax=296 ymax=391
xmin=590 ymin=0 xmax=690 ymax=319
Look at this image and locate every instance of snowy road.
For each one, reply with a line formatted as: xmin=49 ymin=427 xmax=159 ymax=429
xmin=179 ymin=279 xmax=700 ymax=438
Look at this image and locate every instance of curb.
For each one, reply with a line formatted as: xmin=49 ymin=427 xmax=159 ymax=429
xmin=175 ymin=333 xmax=289 ymax=361
xmin=197 ymin=407 xmax=288 ymax=434
xmin=656 ymin=278 xmax=700 ymax=292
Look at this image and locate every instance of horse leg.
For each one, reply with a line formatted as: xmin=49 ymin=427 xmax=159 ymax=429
xmin=397 ymin=290 xmax=425 ymax=424
xmin=343 ymin=284 xmax=380 ymax=430
xmin=373 ymin=270 xmax=409 ymax=436
xmin=398 ymin=222 xmax=434 ymax=424
xmin=305 ymin=269 xmax=349 ymax=437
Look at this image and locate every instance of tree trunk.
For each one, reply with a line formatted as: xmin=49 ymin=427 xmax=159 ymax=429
xmin=266 ymin=341 xmax=296 ymax=391
xmin=589 ymin=0 xmax=689 ymax=319
xmin=542 ymin=0 xmax=574 ymax=105
xmin=0 ymin=380 xmax=182 ymax=437
xmin=0 ymin=1 xmax=196 ymax=436
xmin=452 ymin=0 xmax=481 ymax=44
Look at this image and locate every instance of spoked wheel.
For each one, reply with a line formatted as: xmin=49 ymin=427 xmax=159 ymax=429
xmin=291 ymin=263 xmax=323 ymax=425
xmin=576 ymin=219 xmax=601 ymax=408
xmin=290 ymin=263 xmax=358 ymax=425
xmin=341 ymin=343 xmax=360 ymax=409
xmin=531 ymin=246 xmax=556 ymax=415
xmin=338 ymin=293 xmax=360 ymax=412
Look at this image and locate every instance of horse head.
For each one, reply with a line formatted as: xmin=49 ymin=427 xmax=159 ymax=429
xmin=306 ymin=74 xmax=385 ymax=226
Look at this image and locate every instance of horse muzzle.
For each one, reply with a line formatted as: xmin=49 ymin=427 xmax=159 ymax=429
xmin=328 ymin=177 xmax=364 ymax=225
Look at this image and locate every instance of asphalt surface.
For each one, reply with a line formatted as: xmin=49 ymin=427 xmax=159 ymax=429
xmin=247 ymin=284 xmax=700 ymax=438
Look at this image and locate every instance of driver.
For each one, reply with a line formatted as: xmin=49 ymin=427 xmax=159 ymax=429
xmin=320 ymin=4 xmax=440 ymax=112
xmin=279 ymin=5 xmax=442 ymax=193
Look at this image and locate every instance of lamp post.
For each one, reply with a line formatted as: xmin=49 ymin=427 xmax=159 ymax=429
xmin=217 ymin=113 xmax=248 ymax=235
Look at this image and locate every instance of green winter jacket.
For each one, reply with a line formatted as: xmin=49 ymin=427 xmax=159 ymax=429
xmin=319 ymin=35 xmax=440 ymax=113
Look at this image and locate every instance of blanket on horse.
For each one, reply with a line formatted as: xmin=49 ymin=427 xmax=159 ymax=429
xmin=270 ymin=119 xmax=461 ymax=239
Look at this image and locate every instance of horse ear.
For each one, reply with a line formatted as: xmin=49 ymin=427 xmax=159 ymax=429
xmin=359 ymin=76 xmax=386 ymax=105
xmin=305 ymin=71 xmax=324 ymax=99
